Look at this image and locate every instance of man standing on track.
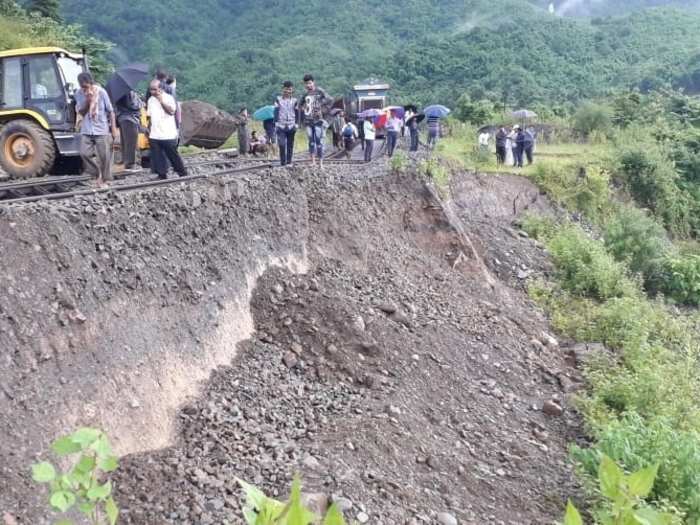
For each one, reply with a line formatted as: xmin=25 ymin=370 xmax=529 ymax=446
xmin=75 ymin=72 xmax=118 ymax=187
xmin=274 ymin=80 xmax=298 ymax=167
xmin=363 ymin=117 xmax=376 ymax=162
xmin=386 ymin=109 xmax=401 ymax=157
xmin=147 ymin=79 xmax=187 ymax=180
xmin=301 ymin=74 xmax=331 ymax=168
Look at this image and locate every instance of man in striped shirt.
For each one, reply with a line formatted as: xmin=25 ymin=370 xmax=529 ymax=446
xmin=427 ymin=115 xmax=441 ymax=149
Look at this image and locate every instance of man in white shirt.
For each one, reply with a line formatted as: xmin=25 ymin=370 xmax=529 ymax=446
xmin=363 ymin=118 xmax=376 ymax=162
xmin=147 ymin=80 xmax=187 ymax=179
xmin=478 ymin=130 xmax=491 ymax=152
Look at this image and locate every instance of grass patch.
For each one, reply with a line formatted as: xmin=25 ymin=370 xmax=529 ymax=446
xmin=525 ymin=219 xmax=700 ymax=522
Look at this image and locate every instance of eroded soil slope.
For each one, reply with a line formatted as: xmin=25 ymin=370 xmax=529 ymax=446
xmin=111 ymin=166 xmax=580 ymax=524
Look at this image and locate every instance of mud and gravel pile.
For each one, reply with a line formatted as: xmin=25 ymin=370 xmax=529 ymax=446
xmin=1 ymin=161 xmax=582 ymax=524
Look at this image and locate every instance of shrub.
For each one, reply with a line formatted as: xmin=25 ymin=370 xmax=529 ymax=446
xmin=615 ymin=146 xmax=695 ymax=238
xmin=547 ymin=226 xmax=637 ymax=300
xmin=573 ymin=103 xmax=612 ymax=139
xmin=389 ymin=150 xmax=408 ymax=174
xmin=566 ymin=452 xmax=676 ymax=525
xmin=572 ymin=414 xmax=700 ymax=522
xmin=603 ymin=205 xmax=670 ymax=291
xmin=238 ymin=477 xmax=346 ymax=524
xmin=660 ymin=254 xmax=700 ymax=306
xmin=31 ymin=428 xmax=120 ymax=525
xmin=529 ymin=162 xmax=612 ymax=221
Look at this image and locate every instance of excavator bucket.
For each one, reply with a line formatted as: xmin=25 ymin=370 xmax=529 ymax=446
xmin=180 ymin=100 xmax=239 ymax=149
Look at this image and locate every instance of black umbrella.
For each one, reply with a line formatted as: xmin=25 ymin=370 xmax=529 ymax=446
xmin=105 ymin=63 xmax=150 ymax=103
xmin=406 ymin=113 xmax=425 ymax=124
xmin=404 ymin=104 xmax=418 ymax=113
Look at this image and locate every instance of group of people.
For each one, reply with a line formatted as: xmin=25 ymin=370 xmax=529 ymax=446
xmin=234 ymin=75 xmax=437 ymax=168
xmin=74 ymin=69 xmax=186 ymax=186
xmin=479 ymin=125 xmax=536 ymax=168
xmin=74 ymin=69 xmax=444 ymax=184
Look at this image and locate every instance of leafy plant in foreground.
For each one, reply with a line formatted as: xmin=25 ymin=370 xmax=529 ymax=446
xmin=32 ymin=428 xmax=119 ymax=525
xmin=565 ymin=454 xmax=674 ymax=525
xmin=238 ymin=476 xmax=347 ymax=525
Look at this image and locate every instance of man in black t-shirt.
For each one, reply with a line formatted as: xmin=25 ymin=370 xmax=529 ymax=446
xmin=300 ymin=74 xmax=331 ymax=167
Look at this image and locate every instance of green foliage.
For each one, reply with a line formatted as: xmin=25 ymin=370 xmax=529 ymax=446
xmin=58 ymin=0 xmax=700 ymax=111
xmin=238 ymin=477 xmax=347 ymax=525
xmin=566 ymin=455 xmax=673 ymax=525
xmin=573 ymin=415 xmax=700 ymax=522
xmin=547 ymin=226 xmax=637 ymax=300
xmin=31 ymin=428 xmax=120 ymax=525
xmin=27 ymin=0 xmax=62 ymax=21
xmin=574 ymin=103 xmax=613 ymax=138
xmin=529 ymin=162 xmax=612 ymax=221
xmin=661 ymin=254 xmax=700 ymax=305
xmin=418 ymin=157 xmax=450 ymax=189
xmin=389 ymin=150 xmax=408 ymax=174
xmin=0 ymin=5 xmax=112 ymax=81
xmin=521 ymin=214 xmax=558 ymax=241
xmin=454 ymin=93 xmax=497 ymax=126
xmin=603 ymin=205 xmax=670 ymax=291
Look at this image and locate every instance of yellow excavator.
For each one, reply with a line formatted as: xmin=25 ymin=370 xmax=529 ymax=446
xmin=0 ymin=47 xmax=88 ymax=179
xmin=0 ymin=47 xmax=238 ymax=179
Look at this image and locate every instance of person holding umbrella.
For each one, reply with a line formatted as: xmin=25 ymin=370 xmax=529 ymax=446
xmin=424 ymin=105 xmax=450 ymax=149
xmin=407 ymin=113 xmax=423 ymax=152
xmin=105 ymin=63 xmax=150 ymax=172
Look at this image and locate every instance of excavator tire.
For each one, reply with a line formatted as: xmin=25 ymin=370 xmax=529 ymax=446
xmin=0 ymin=119 xmax=57 ymax=179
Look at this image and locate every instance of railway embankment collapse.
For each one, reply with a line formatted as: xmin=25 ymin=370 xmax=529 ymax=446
xmin=1 ymin=162 xmax=582 ymax=523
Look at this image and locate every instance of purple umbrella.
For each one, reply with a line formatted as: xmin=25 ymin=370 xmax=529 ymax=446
xmin=386 ymin=106 xmax=405 ymax=119
xmin=358 ymin=109 xmax=382 ymax=118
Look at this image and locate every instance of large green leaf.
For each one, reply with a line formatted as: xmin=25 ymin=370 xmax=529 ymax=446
xmin=98 ymin=455 xmax=119 ymax=473
xmin=90 ymin=434 xmax=113 ymax=458
xmin=628 ymin=464 xmax=659 ymax=499
xmin=86 ymin=481 xmax=112 ymax=501
xmin=52 ymin=436 xmax=82 ymax=456
xmin=105 ymin=496 xmax=119 ymax=525
xmin=73 ymin=454 xmax=96 ymax=474
xmin=70 ymin=428 xmax=101 ymax=447
xmin=323 ymin=503 xmax=347 ymax=525
xmin=32 ymin=462 xmax=56 ymax=483
xmin=599 ymin=454 xmax=624 ymax=500
xmin=633 ymin=507 xmax=673 ymax=525
xmin=563 ymin=500 xmax=583 ymax=525
xmin=285 ymin=477 xmax=316 ymax=525
xmin=50 ymin=490 xmax=76 ymax=512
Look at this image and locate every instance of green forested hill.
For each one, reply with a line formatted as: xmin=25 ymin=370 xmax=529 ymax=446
xmin=57 ymin=0 xmax=700 ymax=110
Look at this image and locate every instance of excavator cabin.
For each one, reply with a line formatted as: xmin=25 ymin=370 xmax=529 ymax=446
xmin=0 ymin=47 xmax=87 ymax=179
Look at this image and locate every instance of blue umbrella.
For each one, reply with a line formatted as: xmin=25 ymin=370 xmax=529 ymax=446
xmin=423 ymin=105 xmax=451 ymax=118
xmin=253 ymin=105 xmax=276 ymax=121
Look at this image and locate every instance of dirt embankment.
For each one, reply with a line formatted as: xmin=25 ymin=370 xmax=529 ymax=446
xmin=1 ymin=163 xmax=581 ymax=524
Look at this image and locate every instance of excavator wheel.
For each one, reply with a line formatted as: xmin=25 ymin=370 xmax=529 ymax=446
xmin=0 ymin=119 xmax=57 ymax=179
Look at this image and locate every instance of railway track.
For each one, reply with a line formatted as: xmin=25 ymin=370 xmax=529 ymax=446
xmin=0 ymin=139 xmax=386 ymax=206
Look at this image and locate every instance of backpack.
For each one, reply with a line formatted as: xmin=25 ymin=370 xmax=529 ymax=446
xmin=342 ymin=124 xmax=354 ymax=138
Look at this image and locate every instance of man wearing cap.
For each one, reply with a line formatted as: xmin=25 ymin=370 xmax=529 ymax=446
xmin=514 ymin=125 xmax=525 ymax=168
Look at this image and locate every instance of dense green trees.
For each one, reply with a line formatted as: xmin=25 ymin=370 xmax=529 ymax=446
xmin=27 ymin=0 xmax=62 ymax=21
xmin=48 ymin=0 xmax=700 ymax=111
